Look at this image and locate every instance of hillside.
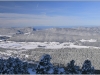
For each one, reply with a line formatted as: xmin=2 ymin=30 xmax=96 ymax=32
xmin=0 ymin=27 xmax=99 ymax=42
xmin=0 ymin=27 xmax=100 ymax=74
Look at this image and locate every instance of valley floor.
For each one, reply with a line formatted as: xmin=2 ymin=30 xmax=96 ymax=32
xmin=0 ymin=40 xmax=100 ymax=73
xmin=0 ymin=40 xmax=99 ymax=49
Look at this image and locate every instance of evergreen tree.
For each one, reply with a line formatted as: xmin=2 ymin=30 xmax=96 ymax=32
xmin=82 ymin=60 xmax=94 ymax=74
xmin=66 ymin=60 xmax=81 ymax=74
xmin=0 ymin=57 xmax=29 ymax=74
xmin=36 ymin=54 xmax=54 ymax=74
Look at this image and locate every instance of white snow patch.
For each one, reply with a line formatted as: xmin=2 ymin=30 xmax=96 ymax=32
xmin=24 ymin=32 xmax=31 ymax=35
xmin=0 ymin=40 xmax=3 ymax=42
xmin=45 ymin=42 xmax=90 ymax=49
xmin=0 ymin=41 xmax=99 ymax=49
xmin=80 ymin=39 xmax=97 ymax=42
xmin=28 ymin=68 xmax=36 ymax=74
xmin=47 ymin=68 xmax=54 ymax=74
xmin=25 ymin=55 xmax=28 ymax=58
xmin=0 ymin=35 xmax=11 ymax=37
xmin=58 ymin=68 xmax=65 ymax=74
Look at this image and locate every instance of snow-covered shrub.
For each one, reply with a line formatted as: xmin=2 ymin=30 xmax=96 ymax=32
xmin=82 ymin=60 xmax=95 ymax=74
xmin=0 ymin=57 xmax=29 ymax=74
xmin=0 ymin=54 xmax=96 ymax=74
xmin=36 ymin=54 xmax=54 ymax=74
xmin=54 ymin=67 xmax=66 ymax=74
xmin=66 ymin=60 xmax=81 ymax=74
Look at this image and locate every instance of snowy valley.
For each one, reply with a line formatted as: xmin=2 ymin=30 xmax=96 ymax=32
xmin=0 ymin=27 xmax=100 ymax=74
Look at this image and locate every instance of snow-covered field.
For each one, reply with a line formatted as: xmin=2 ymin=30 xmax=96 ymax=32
xmin=0 ymin=40 xmax=99 ymax=49
xmin=0 ymin=35 xmax=11 ymax=37
xmin=0 ymin=40 xmax=100 ymax=71
xmin=80 ymin=39 xmax=97 ymax=42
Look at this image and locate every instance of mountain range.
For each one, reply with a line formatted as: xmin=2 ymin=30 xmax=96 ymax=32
xmin=0 ymin=27 xmax=100 ymax=42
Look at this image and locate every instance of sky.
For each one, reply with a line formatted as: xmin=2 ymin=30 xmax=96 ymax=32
xmin=0 ymin=1 xmax=100 ymax=27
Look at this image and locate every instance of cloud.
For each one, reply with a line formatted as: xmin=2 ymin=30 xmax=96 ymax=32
xmin=0 ymin=13 xmax=100 ymax=27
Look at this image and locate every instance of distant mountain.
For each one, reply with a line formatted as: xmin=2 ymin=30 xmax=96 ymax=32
xmin=0 ymin=27 xmax=100 ymax=42
xmin=3 ymin=27 xmax=100 ymax=42
xmin=0 ymin=27 xmax=36 ymax=36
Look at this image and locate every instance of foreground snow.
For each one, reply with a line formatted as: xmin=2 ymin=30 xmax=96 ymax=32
xmin=0 ymin=55 xmax=95 ymax=74
xmin=28 ymin=68 xmax=36 ymax=74
xmin=0 ymin=41 xmax=99 ymax=49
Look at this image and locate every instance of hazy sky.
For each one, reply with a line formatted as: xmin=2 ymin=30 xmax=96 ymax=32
xmin=0 ymin=1 xmax=100 ymax=27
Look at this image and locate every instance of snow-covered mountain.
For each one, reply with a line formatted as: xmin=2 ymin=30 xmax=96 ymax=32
xmin=0 ymin=27 xmax=100 ymax=74
xmin=0 ymin=27 xmax=36 ymax=36
xmin=0 ymin=27 xmax=100 ymax=42
xmin=0 ymin=27 xmax=97 ymax=42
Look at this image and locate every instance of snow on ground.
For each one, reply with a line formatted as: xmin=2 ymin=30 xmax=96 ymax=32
xmin=28 ymin=68 xmax=36 ymax=74
xmin=0 ymin=40 xmax=3 ymax=42
xmin=0 ymin=41 xmax=99 ymax=49
xmin=0 ymin=51 xmax=11 ymax=56
xmin=24 ymin=32 xmax=31 ymax=35
xmin=0 ymin=41 xmax=21 ymax=49
xmin=80 ymin=39 xmax=97 ymax=42
xmin=0 ymin=35 xmax=11 ymax=37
